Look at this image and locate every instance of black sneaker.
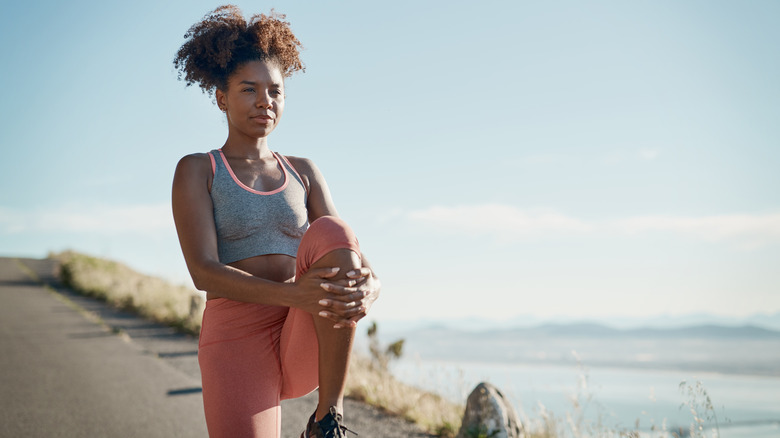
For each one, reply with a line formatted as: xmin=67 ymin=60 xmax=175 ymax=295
xmin=300 ymin=406 xmax=357 ymax=438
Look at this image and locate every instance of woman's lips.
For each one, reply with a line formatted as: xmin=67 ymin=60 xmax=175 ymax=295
xmin=251 ymin=116 xmax=273 ymax=124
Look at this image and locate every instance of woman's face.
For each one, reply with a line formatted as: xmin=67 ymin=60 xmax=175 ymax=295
xmin=217 ymin=60 xmax=285 ymax=140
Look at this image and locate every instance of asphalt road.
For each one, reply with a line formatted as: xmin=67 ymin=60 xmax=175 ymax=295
xmin=0 ymin=257 xmax=208 ymax=437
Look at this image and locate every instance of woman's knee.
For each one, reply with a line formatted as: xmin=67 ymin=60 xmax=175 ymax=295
xmin=297 ymin=216 xmax=361 ymax=274
xmin=307 ymin=216 xmax=356 ymax=244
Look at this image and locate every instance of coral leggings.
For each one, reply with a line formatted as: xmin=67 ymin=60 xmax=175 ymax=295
xmin=198 ymin=216 xmax=361 ymax=438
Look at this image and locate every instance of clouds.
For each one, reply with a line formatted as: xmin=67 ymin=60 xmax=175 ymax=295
xmin=601 ymin=148 xmax=662 ymax=165
xmin=407 ymin=204 xmax=591 ymax=241
xmin=404 ymin=204 xmax=780 ymax=248
xmin=638 ymin=148 xmax=660 ymax=161
xmin=0 ymin=203 xmax=173 ymax=235
xmin=6 ymin=201 xmax=777 ymax=249
xmin=517 ymin=148 xmax=662 ymax=167
xmin=613 ymin=213 xmax=780 ymax=249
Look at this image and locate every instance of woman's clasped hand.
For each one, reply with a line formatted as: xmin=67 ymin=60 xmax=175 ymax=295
xmin=293 ymin=267 xmax=380 ymax=328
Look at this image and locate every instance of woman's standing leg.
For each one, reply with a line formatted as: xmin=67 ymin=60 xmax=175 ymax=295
xmin=199 ymin=300 xmax=289 ymax=437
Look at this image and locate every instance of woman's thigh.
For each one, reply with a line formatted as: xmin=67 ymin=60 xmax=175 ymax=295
xmin=199 ymin=299 xmax=287 ymax=437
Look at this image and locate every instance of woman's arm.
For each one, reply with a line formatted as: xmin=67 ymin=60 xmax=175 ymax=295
xmin=286 ymin=156 xmax=381 ymax=322
xmin=171 ymin=154 xmax=354 ymax=317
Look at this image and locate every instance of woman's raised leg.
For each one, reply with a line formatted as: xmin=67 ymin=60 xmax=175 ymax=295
xmin=279 ymin=216 xmax=362 ymax=425
xmin=307 ymin=248 xmax=360 ymax=420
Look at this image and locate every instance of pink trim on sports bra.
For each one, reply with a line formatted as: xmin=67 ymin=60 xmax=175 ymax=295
xmin=209 ymin=153 xmax=216 ymax=176
xmin=217 ymin=149 xmax=289 ymax=195
xmin=278 ymin=155 xmax=309 ymax=197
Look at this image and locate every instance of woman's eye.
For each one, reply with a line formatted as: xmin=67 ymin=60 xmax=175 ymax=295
xmin=243 ymin=88 xmax=254 ymax=93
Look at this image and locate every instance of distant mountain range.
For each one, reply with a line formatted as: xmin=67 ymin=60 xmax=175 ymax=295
xmin=377 ymin=311 xmax=780 ymax=336
xmin=489 ymin=322 xmax=780 ymax=339
xmin=371 ymin=313 xmax=780 ymax=377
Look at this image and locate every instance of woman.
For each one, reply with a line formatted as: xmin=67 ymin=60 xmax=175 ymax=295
xmin=171 ymin=6 xmax=379 ymax=438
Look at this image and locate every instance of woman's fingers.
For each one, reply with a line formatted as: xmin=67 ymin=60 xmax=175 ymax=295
xmin=332 ymin=319 xmax=358 ymax=329
xmin=319 ymin=286 xmax=366 ymax=304
xmin=319 ymin=298 xmax=365 ymax=313
xmin=318 ymin=291 xmax=366 ymax=321
xmin=345 ymin=267 xmax=371 ymax=279
xmin=319 ymin=282 xmax=364 ymax=297
xmin=317 ymin=307 xmax=365 ymax=329
xmin=317 ymin=306 xmax=364 ymax=319
xmin=317 ymin=292 xmax=371 ymax=328
xmin=312 ymin=268 xmax=375 ymax=328
xmin=311 ymin=266 xmax=340 ymax=279
xmin=333 ymin=311 xmax=369 ymax=328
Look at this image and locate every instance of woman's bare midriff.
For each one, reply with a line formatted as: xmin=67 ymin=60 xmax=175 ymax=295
xmin=206 ymin=254 xmax=297 ymax=300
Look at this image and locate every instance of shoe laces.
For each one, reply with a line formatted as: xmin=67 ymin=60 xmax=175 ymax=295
xmin=326 ymin=406 xmax=358 ymax=438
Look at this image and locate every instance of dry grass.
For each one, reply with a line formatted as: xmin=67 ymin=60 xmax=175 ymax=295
xmin=346 ymin=354 xmax=464 ymax=437
xmin=52 ymin=250 xmax=204 ymax=334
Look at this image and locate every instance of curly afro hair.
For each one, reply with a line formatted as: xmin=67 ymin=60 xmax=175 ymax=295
xmin=173 ymin=5 xmax=304 ymax=96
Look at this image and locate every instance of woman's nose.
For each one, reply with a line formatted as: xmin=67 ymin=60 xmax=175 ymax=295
xmin=256 ymin=93 xmax=272 ymax=108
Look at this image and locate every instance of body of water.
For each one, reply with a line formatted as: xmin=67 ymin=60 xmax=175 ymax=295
xmin=392 ymin=359 xmax=780 ymax=437
xmin=381 ymin=327 xmax=780 ymax=437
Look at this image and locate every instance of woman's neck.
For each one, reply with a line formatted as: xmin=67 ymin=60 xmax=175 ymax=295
xmin=222 ymin=134 xmax=272 ymax=160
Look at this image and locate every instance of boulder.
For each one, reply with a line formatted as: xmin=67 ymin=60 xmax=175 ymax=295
xmin=456 ymin=382 xmax=523 ymax=438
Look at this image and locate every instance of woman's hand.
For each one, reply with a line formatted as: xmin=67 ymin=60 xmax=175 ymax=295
xmin=318 ymin=267 xmax=380 ymax=328
xmin=292 ymin=267 xmax=368 ymax=328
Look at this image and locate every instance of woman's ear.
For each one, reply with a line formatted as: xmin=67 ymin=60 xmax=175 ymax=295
xmin=215 ymin=89 xmax=227 ymax=112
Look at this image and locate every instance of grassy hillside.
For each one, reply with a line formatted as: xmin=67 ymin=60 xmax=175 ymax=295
xmin=53 ymin=251 xmax=204 ymax=334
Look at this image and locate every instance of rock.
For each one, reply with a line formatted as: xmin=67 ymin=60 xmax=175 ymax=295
xmin=456 ymin=382 xmax=523 ymax=438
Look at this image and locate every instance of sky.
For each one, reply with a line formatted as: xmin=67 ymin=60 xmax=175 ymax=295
xmin=1 ymin=0 xmax=778 ymax=325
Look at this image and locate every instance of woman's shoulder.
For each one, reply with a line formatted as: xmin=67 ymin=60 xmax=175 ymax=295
xmin=176 ymin=152 xmax=212 ymax=167
xmin=174 ymin=152 xmax=214 ymax=181
xmin=280 ymin=154 xmax=320 ymax=176
xmin=280 ymin=154 xmax=312 ymax=167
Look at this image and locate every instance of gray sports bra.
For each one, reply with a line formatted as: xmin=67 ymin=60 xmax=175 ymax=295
xmin=208 ymin=149 xmax=309 ymax=264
